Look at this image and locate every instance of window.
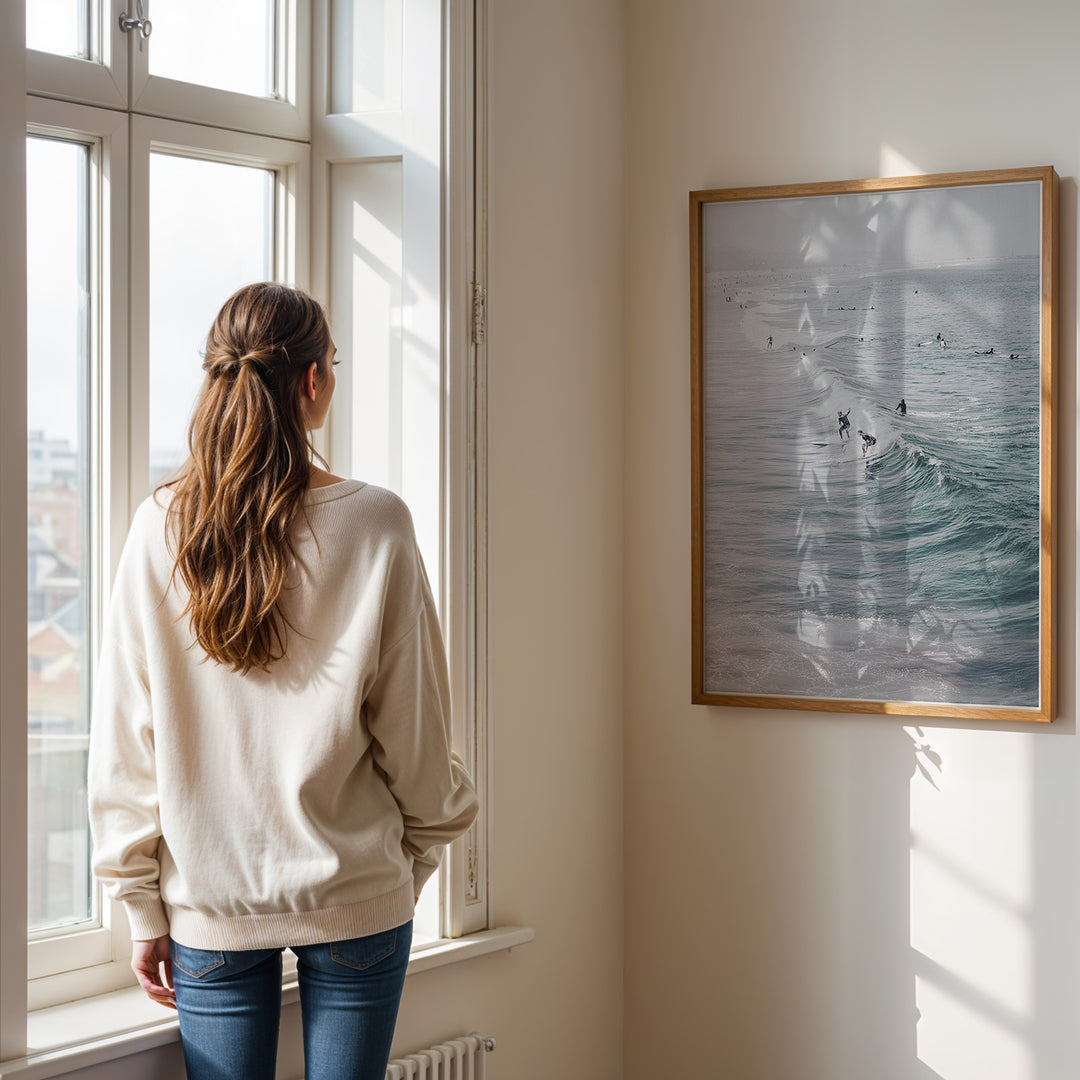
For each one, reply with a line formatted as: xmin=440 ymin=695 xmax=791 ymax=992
xmin=26 ymin=1 xmax=90 ymax=59
xmin=21 ymin=95 xmax=309 ymax=1010
xmin=147 ymin=0 xmax=277 ymax=99
xmin=26 ymin=135 xmax=93 ymax=938
xmin=311 ymin=0 xmax=489 ymax=942
xmin=3 ymin=0 xmax=489 ymax=1056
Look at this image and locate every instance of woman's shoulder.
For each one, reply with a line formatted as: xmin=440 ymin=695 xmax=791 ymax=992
xmin=312 ymin=479 xmax=413 ymax=525
xmin=359 ymin=483 xmax=415 ymax=527
xmin=126 ymin=486 xmax=173 ymax=536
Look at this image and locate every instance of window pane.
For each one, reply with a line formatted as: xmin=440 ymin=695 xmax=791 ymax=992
xmin=148 ymin=0 xmax=277 ymax=99
xmin=149 ymin=154 xmax=274 ymax=487
xmin=26 ymin=0 xmax=89 ymax=58
xmin=26 ymin=136 xmax=93 ymax=933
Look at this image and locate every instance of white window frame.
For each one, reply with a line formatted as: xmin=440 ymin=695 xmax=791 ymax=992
xmin=24 ymin=96 xmax=130 ymax=1000
xmin=0 ymin=7 xmax=29 ymax=1062
xmin=2 ymin=0 xmax=494 ymax=1057
xmin=441 ymin=0 xmax=490 ymax=939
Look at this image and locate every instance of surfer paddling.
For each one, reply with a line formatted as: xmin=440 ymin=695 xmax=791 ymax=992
xmin=838 ymin=409 xmax=852 ymax=440
xmin=857 ymin=430 xmax=877 ymax=458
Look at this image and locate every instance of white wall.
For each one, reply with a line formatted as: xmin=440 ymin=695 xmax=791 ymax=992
xmin=624 ymin=2 xmax=1077 ymax=1079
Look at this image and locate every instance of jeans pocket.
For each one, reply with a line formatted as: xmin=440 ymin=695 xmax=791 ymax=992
xmin=170 ymin=942 xmax=226 ymax=979
xmin=328 ymin=927 xmax=400 ymax=971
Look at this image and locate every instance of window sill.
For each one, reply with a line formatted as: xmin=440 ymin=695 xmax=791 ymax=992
xmin=1 ymin=927 xmax=533 ymax=1080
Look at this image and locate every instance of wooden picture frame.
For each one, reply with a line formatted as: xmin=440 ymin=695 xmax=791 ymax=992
xmin=690 ymin=167 xmax=1057 ymax=721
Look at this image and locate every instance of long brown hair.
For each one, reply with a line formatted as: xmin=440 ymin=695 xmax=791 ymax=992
xmin=161 ymin=282 xmax=332 ymax=674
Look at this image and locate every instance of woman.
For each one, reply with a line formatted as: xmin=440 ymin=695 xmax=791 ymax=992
xmin=88 ymin=283 xmax=478 ymax=1080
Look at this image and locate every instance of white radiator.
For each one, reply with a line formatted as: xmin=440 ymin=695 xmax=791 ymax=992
xmin=385 ymin=1033 xmax=496 ymax=1080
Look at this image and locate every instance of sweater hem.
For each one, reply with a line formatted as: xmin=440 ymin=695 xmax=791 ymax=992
xmin=166 ymin=880 xmax=417 ymax=951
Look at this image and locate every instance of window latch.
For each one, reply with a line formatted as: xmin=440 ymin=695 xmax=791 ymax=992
xmin=119 ymin=0 xmax=152 ymax=38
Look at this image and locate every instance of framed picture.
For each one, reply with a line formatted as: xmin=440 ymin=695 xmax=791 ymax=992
xmin=690 ymin=167 xmax=1057 ymax=721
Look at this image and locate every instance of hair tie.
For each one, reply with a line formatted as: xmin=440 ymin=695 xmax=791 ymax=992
xmin=203 ymin=351 xmax=267 ymax=378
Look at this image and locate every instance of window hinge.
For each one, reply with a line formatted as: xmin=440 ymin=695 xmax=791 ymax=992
xmin=470 ymin=282 xmax=487 ymax=345
xmin=467 ymin=839 xmax=479 ymax=893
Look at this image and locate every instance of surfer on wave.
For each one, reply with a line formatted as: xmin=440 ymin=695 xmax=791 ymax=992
xmin=838 ymin=409 xmax=852 ymax=440
xmin=857 ymin=430 xmax=877 ymax=458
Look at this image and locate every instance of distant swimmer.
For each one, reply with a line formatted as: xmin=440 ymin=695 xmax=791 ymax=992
xmin=1010 ymin=353 xmax=1020 ymax=359
xmin=857 ymin=430 xmax=877 ymax=457
xmin=895 ymin=398 xmax=907 ymax=416
xmin=838 ymin=409 xmax=852 ymax=440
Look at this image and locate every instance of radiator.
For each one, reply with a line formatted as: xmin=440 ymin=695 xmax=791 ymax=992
xmin=385 ymin=1033 xmax=496 ymax=1080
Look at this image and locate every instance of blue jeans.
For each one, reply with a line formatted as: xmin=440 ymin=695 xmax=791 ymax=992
xmin=170 ymin=921 xmax=412 ymax=1080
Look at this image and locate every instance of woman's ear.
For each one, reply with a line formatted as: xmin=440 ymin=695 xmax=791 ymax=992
xmin=303 ymin=361 xmax=319 ymax=402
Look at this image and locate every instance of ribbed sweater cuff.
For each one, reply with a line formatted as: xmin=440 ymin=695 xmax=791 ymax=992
xmin=124 ymin=897 xmax=170 ymax=941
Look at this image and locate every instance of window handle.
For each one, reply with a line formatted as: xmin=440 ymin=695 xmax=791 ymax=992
xmin=119 ymin=0 xmax=152 ymax=38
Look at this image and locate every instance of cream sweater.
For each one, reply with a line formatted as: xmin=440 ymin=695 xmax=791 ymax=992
xmin=88 ymin=480 xmax=478 ymax=950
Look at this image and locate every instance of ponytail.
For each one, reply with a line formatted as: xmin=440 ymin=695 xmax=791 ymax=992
xmin=159 ymin=283 xmax=331 ymax=674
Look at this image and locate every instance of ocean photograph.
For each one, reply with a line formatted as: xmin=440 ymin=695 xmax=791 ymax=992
xmin=699 ymin=179 xmax=1046 ymax=709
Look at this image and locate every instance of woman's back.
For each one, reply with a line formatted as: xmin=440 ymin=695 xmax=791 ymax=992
xmin=91 ymin=478 xmax=475 ymax=950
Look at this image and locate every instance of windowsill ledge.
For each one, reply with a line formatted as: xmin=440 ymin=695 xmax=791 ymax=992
xmin=1 ymin=926 xmax=533 ymax=1080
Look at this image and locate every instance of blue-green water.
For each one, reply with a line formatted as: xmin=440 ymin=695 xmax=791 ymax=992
xmin=702 ymin=259 xmax=1042 ymax=707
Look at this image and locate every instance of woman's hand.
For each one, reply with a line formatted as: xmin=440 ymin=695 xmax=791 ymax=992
xmin=131 ymin=935 xmax=176 ymax=1010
